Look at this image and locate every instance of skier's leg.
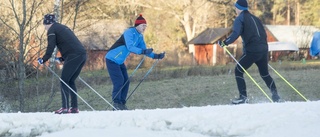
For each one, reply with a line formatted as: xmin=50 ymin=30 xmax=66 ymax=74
xmin=68 ymin=54 xmax=86 ymax=108
xmin=235 ymin=53 xmax=254 ymax=98
xmin=106 ymin=59 xmax=125 ymax=104
xmin=256 ymin=53 xmax=280 ymax=102
xmin=60 ymin=54 xmax=86 ymax=109
xmin=56 ymin=64 xmax=71 ymax=114
xmin=60 ymin=68 xmax=70 ymax=109
xmin=120 ymin=64 xmax=129 ymax=105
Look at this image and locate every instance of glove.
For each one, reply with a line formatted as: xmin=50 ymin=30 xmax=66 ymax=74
xmin=153 ymin=52 xmax=165 ymax=59
xmin=55 ymin=57 xmax=64 ymax=64
xmin=38 ymin=58 xmax=44 ymax=65
xmin=218 ymin=40 xmax=227 ymax=48
xmin=141 ymin=48 xmax=153 ymax=55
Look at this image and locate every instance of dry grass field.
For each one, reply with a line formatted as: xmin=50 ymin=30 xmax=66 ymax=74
xmin=75 ymin=61 xmax=320 ymax=111
xmin=2 ymin=61 xmax=320 ymax=112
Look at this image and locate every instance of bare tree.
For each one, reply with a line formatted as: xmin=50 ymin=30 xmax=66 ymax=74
xmin=135 ymin=0 xmax=217 ymax=42
xmin=0 ymin=0 xmax=45 ymax=112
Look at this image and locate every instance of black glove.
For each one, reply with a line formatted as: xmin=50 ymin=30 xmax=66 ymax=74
xmin=141 ymin=48 xmax=153 ymax=55
xmin=153 ymin=52 xmax=165 ymax=59
xmin=55 ymin=57 xmax=64 ymax=64
xmin=218 ymin=40 xmax=227 ymax=48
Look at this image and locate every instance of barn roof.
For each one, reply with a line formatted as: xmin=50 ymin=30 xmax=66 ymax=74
xmin=188 ymin=28 xmax=231 ymax=45
xmin=265 ymin=25 xmax=319 ymax=48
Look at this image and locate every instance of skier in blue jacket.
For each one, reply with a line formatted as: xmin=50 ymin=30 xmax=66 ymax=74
xmin=105 ymin=14 xmax=165 ymax=110
xmin=218 ymin=0 xmax=280 ymax=104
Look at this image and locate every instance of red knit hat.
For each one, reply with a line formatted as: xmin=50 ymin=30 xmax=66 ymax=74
xmin=134 ymin=14 xmax=147 ymax=27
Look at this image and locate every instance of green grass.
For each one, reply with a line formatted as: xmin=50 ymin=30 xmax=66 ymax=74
xmin=1 ymin=60 xmax=320 ymax=112
xmin=75 ymin=65 xmax=320 ymax=111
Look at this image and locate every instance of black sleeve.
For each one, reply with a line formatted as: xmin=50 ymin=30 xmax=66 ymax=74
xmin=225 ymin=14 xmax=243 ymax=45
xmin=42 ymin=27 xmax=57 ymax=62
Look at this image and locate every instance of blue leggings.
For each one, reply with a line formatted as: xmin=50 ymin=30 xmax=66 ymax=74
xmin=106 ymin=59 xmax=129 ymax=104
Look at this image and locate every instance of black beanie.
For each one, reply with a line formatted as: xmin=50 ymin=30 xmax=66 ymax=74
xmin=235 ymin=0 xmax=248 ymax=10
xmin=43 ymin=14 xmax=56 ymax=25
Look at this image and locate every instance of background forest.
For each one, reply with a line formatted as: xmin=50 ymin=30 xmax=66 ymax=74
xmin=0 ymin=0 xmax=319 ymax=112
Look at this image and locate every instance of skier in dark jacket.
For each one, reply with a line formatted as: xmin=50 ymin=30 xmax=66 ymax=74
xmin=38 ymin=14 xmax=87 ymax=114
xmin=218 ymin=0 xmax=280 ymax=104
xmin=105 ymin=14 xmax=165 ymax=110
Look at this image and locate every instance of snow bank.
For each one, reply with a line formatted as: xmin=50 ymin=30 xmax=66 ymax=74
xmin=0 ymin=101 xmax=319 ymax=137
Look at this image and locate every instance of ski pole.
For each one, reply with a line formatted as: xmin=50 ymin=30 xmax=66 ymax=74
xmin=44 ymin=64 xmax=95 ymax=111
xmin=223 ymin=46 xmax=273 ymax=102
xmin=268 ymin=64 xmax=308 ymax=101
xmin=126 ymin=59 xmax=160 ymax=101
xmin=112 ymin=56 xmax=146 ymax=101
xmin=78 ymin=76 xmax=118 ymax=110
xmin=54 ymin=58 xmax=121 ymax=110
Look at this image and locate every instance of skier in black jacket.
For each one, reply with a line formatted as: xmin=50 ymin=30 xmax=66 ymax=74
xmin=218 ymin=0 xmax=280 ymax=104
xmin=38 ymin=14 xmax=87 ymax=114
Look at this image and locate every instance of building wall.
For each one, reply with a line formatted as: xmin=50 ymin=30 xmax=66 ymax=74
xmin=194 ymin=44 xmax=228 ymax=65
xmin=265 ymin=27 xmax=282 ymax=62
xmin=265 ymin=29 xmax=277 ymax=42
xmin=194 ymin=44 xmax=213 ymax=65
xmin=84 ymin=50 xmax=108 ymax=70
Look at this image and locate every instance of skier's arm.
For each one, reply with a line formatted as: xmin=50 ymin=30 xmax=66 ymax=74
xmin=138 ymin=37 xmax=155 ymax=58
xmin=225 ymin=16 xmax=243 ymax=45
xmin=42 ymin=31 xmax=57 ymax=62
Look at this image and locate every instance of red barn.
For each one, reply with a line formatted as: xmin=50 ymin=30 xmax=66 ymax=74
xmin=188 ymin=28 xmax=233 ymax=65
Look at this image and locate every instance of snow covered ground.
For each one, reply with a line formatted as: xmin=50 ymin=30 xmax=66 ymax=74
xmin=0 ymin=101 xmax=319 ymax=137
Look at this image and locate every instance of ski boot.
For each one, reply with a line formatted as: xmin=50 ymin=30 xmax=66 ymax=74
xmin=232 ymin=95 xmax=248 ymax=104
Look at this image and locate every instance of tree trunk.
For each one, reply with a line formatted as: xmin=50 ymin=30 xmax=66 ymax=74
xmin=224 ymin=5 xmax=228 ymax=28
xmin=295 ymin=0 xmax=300 ymax=25
xmin=287 ymin=0 xmax=290 ymax=25
xmin=18 ymin=34 xmax=25 ymax=112
xmin=18 ymin=0 xmax=27 ymax=112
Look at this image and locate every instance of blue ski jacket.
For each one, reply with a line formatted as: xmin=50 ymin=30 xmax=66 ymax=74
xmin=225 ymin=10 xmax=268 ymax=54
xmin=310 ymin=31 xmax=320 ymax=56
xmin=105 ymin=27 xmax=155 ymax=65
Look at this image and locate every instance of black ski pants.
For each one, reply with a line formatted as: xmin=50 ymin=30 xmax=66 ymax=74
xmin=60 ymin=54 xmax=86 ymax=108
xmin=235 ymin=52 xmax=277 ymax=97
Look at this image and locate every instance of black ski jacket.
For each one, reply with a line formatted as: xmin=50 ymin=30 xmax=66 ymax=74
xmin=42 ymin=23 xmax=86 ymax=62
xmin=225 ymin=10 xmax=268 ymax=53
